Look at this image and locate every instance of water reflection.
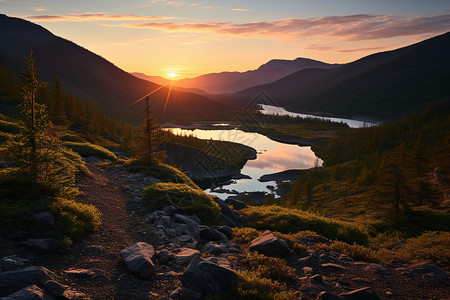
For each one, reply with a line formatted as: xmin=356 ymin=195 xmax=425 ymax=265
xmin=167 ymin=128 xmax=321 ymax=197
xmin=258 ymin=104 xmax=377 ymax=128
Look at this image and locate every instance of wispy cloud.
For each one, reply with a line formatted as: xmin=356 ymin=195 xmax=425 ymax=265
xmin=143 ymin=0 xmax=213 ymax=8
xmin=306 ymin=45 xmax=388 ymax=53
xmin=31 ymin=7 xmax=47 ymax=12
xmin=231 ymin=8 xmax=248 ymax=12
xmin=116 ymin=13 xmax=450 ymax=41
xmin=23 ymin=12 xmax=173 ymax=22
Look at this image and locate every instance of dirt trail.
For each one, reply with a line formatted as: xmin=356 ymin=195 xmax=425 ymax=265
xmin=47 ymin=164 xmax=173 ymax=299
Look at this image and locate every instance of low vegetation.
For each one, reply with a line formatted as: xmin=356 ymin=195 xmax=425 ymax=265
xmin=62 ymin=141 xmax=117 ymax=161
xmin=233 ymin=227 xmax=261 ymax=244
xmin=242 ymin=205 xmax=369 ymax=245
xmin=143 ymin=182 xmax=221 ymax=224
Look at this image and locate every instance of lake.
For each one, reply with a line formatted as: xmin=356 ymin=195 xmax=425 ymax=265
xmin=168 ymin=128 xmax=322 ymax=199
xmin=258 ymin=104 xmax=377 ymax=128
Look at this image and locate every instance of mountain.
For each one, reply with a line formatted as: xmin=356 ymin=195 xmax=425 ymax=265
xmin=236 ymin=32 xmax=450 ymax=121
xmin=0 ymin=14 xmax=229 ymax=123
xmin=167 ymin=58 xmax=338 ymax=94
xmin=131 ymin=72 xmax=208 ymax=95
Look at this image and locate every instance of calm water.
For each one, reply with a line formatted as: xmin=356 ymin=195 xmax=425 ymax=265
xmin=258 ymin=104 xmax=377 ymax=128
xmin=168 ymin=128 xmax=322 ymax=198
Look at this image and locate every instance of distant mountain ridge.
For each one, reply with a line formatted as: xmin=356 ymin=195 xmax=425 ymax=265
xmin=235 ymin=32 xmax=450 ymax=121
xmin=133 ymin=57 xmax=338 ymax=95
xmin=0 ymin=14 xmax=228 ymax=122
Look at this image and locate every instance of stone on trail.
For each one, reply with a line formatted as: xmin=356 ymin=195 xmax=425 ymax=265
xmin=0 ymin=266 xmax=55 ymax=292
xmin=173 ymin=248 xmax=200 ymax=265
xmin=2 ymin=284 xmax=53 ymax=300
xmin=181 ymin=256 xmax=237 ymax=297
xmin=339 ymin=287 xmax=380 ymax=300
xmin=249 ymin=230 xmax=290 ymax=257
xmin=120 ymin=242 xmax=156 ymax=278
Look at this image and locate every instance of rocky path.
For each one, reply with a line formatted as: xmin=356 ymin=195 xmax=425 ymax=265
xmin=46 ymin=164 xmax=177 ymax=299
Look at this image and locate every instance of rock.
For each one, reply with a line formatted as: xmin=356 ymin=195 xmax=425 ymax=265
xmin=198 ymin=226 xmax=227 ymax=241
xmin=238 ymin=215 xmax=249 ymax=226
xmin=321 ymin=263 xmax=347 ymax=272
xmin=339 ymin=287 xmax=380 ymax=300
xmin=163 ymin=205 xmax=178 ymax=216
xmin=221 ymin=215 xmax=237 ymax=228
xmin=172 ymin=235 xmax=195 ymax=244
xmin=225 ymin=198 xmax=248 ymax=210
xmin=173 ymin=248 xmax=200 ymax=265
xmin=20 ymin=239 xmax=62 ymax=254
xmin=396 ymin=262 xmax=448 ymax=280
xmin=365 ymin=263 xmax=387 ymax=274
xmin=43 ymin=280 xmax=68 ymax=298
xmin=316 ymin=291 xmax=341 ymax=300
xmin=0 ymin=255 xmax=30 ymax=271
xmin=173 ymin=213 xmax=200 ymax=226
xmin=155 ymin=216 xmax=173 ymax=228
xmin=216 ymin=225 xmax=233 ymax=239
xmin=203 ymin=242 xmax=239 ymax=255
xmin=309 ymin=274 xmax=323 ymax=284
xmin=213 ymin=198 xmax=239 ymax=224
xmin=0 ymin=266 xmax=55 ymax=291
xmin=120 ymin=242 xmax=156 ymax=278
xmin=319 ymin=253 xmax=339 ymax=263
xmin=169 ymin=287 xmax=201 ymax=300
xmin=181 ymin=257 xmax=237 ymax=297
xmin=34 ymin=212 xmax=55 ymax=230
xmin=303 ymin=266 xmax=314 ymax=275
xmin=249 ymin=231 xmax=290 ymax=257
xmin=3 ymin=284 xmax=53 ymax=300
xmin=338 ymin=254 xmax=354 ymax=263
xmin=298 ymin=255 xmax=315 ymax=267
xmin=63 ymin=269 xmax=96 ymax=282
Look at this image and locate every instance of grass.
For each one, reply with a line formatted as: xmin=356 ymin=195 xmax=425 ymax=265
xmin=62 ymin=141 xmax=117 ymax=161
xmin=242 ymin=205 xmax=369 ymax=245
xmin=233 ymin=227 xmax=261 ymax=244
xmin=143 ymin=182 xmax=221 ymax=224
xmin=124 ymin=160 xmax=198 ymax=188
xmin=50 ymin=198 xmax=101 ymax=241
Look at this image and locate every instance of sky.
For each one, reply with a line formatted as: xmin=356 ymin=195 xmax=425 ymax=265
xmin=2 ymin=0 xmax=450 ymax=78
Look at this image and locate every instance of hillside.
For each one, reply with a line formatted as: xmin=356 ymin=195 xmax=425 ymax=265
xmin=236 ymin=32 xmax=450 ymax=121
xmin=0 ymin=14 xmax=230 ymax=123
xmin=153 ymin=57 xmax=338 ymax=95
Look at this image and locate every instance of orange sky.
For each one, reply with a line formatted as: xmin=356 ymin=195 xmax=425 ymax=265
xmin=3 ymin=0 xmax=449 ymax=78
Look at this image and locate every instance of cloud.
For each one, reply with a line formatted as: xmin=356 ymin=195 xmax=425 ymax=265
xmin=31 ymin=7 xmax=47 ymax=12
xmin=306 ymin=45 xmax=389 ymax=53
xmin=232 ymin=8 xmax=248 ymax=12
xmin=117 ymin=13 xmax=450 ymax=41
xmin=143 ymin=0 xmax=213 ymax=8
xmin=23 ymin=12 xmax=173 ymax=22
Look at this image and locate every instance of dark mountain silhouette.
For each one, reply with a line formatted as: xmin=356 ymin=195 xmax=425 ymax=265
xmin=166 ymin=58 xmax=338 ymax=94
xmin=236 ymin=32 xmax=450 ymax=121
xmin=0 ymin=14 xmax=230 ymax=123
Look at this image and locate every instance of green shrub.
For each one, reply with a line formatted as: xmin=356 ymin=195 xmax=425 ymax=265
xmin=125 ymin=160 xmax=197 ymax=187
xmin=242 ymin=205 xmax=369 ymax=245
xmin=233 ymin=227 xmax=261 ymax=244
xmin=61 ymin=148 xmax=90 ymax=177
xmin=0 ymin=200 xmax=35 ymax=231
xmin=143 ymin=182 xmax=221 ymax=224
xmin=237 ymin=271 xmax=300 ymax=300
xmin=231 ymin=252 xmax=296 ymax=282
xmin=50 ymin=198 xmax=101 ymax=241
xmin=62 ymin=141 xmax=117 ymax=161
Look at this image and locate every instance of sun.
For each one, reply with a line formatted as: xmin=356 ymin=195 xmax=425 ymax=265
xmin=168 ymin=72 xmax=177 ymax=79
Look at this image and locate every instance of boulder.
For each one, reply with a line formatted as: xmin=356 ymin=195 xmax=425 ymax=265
xmin=43 ymin=280 xmax=68 ymax=299
xmin=120 ymin=242 xmax=156 ymax=278
xmin=203 ymin=242 xmax=239 ymax=256
xmin=249 ymin=231 xmax=290 ymax=257
xmin=0 ymin=256 xmax=30 ymax=271
xmin=225 ymin=198 xmax=248 ymax=210
xmin=20 ymin=239 xmax=62 ymax=254
xmin=0 ymin=266 xmax=55 ymax=291
xmin=163 ymin=205 xmax=178 ymax=216
xmin=215 ymin=225 xmax=233 ymax=240
xmin=339 ymin=287 xmax=380 ymax=300
xmin=213 ymin=198 xmax=239 ymax=223
xmin=3 ymin=285 xmax=53 ymax=300
xmin=173 ymin=213 xmax=200 ymax=226
xmin=198 ymin=226 xmax=227 ymax=241
xmin=181 ymin=257 xmax=237 ymax=297
xmin=220 ymin=215 xmax=237 ymax=228
xmin=173 ymin=222 xmax=200 ymax=241
xmin=173 ymin=248 xmax=200 ymax=265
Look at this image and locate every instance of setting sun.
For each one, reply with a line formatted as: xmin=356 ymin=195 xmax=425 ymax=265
xmin=168 ymin=72 xmax=177 ymax=79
